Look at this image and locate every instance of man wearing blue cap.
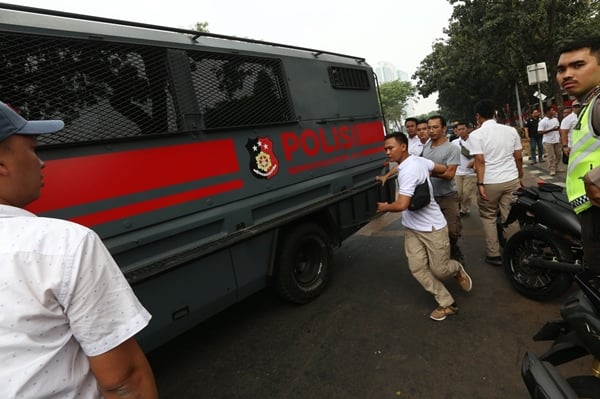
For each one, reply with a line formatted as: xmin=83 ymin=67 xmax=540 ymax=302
xmin=0 ymin=101 xmax=158 ymax=398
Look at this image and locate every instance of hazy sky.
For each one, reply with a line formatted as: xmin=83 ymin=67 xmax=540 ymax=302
xmin=2 ymin=0 xmax=454 ymax=114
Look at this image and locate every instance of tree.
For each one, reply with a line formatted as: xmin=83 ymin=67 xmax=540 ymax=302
xmin=192 ymin=22 xmax=209 ymax=32
xmin=378 ymin=80 xmax=417 ymax=131
xmin=413 ymin=0 xmax=600 ymax=123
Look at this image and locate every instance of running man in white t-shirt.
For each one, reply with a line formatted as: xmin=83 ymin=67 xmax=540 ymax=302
xmin=376 ymin=132 xmax=473 ymax=321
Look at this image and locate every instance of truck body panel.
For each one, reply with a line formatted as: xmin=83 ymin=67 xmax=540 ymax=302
xmin=0 ymin=3 xmax=395 ymax=351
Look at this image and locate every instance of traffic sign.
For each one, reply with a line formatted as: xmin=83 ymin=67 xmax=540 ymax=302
xmin=527 ymin=63 xmax=548 ymax=85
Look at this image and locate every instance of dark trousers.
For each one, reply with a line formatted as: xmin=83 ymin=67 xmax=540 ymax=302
xmin=581 ymin=206 xmax=600 ymax=275
xmin=435 ymin=192 xmax=462 ymax=241
xmin=529 ymin=136 xmax=544 ymax=162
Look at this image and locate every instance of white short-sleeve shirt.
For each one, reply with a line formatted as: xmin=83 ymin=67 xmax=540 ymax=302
xmin=397 ymin=156 xmax=447 ymax=232
xmin=560 ymin=112 xmax=578 ymax=147
xmin=469 ymin=119 xmax=522 ymax=184
xmin=0 ymin=205 xmax=151 ymax=399
xmin=539 ymin=116 xmax=560 ymax=144
xmin=407 ymin=135 xmax=423 ymax=156
xmin=451 ymin=137 xmax=477 ymax=177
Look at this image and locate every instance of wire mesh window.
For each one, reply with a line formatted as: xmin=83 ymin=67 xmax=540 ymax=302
xmin=328 ymin=66 xmax=370 ymax=90
xmin=0 ymin=33 xmax=178 ymax=145
xmin=187 ymin=51 xmax=295 ymax=129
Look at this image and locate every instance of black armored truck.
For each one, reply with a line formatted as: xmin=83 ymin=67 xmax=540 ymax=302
xmin=0 ymin=3 xmax=394 ymax=351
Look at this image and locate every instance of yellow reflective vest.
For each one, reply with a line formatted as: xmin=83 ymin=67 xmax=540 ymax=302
xmin=566 ymin=95 xmax=600 ymax=214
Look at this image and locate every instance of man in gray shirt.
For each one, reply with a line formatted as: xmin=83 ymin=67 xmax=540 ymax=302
xmin=422 ymin=115 xmax=464 ymax=264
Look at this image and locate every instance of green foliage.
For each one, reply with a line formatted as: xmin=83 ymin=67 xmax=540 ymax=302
xmin=413 ymin=0 xmax=600 ymax=123
xmin=378 ymin=80 xmax=417 ymax=130
xmin=416 ymin=111 xmax=442 ymax=120
xmin=192 ymin=21 xmax=209 ymax=32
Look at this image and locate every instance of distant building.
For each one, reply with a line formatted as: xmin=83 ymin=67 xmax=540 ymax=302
xmin=374 ymin=61 xmax=410 ymax=85
xmin=396 ymin=69 xmax=409 ymax=82
xmin=375 ymin=61 xmax=416 ymax=117
xmin=374 ymin=62 xmax=398 ymax=84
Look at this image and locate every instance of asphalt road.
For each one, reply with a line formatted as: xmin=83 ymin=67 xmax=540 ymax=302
xmin=147 ymin=161 xmax=590 ymax=399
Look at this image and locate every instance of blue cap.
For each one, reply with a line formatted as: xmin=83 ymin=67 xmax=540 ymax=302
xmin=0 ymin=101 xmax=64 ymax=141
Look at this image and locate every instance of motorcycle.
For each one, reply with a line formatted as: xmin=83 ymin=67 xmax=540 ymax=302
xmin=502 ymin=182 xmax=584 ymax=301
xmin=522 ymin=270 xmax=600 ymax=398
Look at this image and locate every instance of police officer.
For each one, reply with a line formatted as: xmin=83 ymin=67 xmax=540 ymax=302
xmin=557 ymin=37 xmax=600 ymax=274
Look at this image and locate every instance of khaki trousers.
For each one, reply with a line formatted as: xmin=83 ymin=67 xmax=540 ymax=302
xmin=543 ymin=142 xmax=562 ymax=173
xmin=455 ymin=175 xmax=477 ymax=214
xmin=404 ymin=226 xmax=461 ymax=307
xmin=477 ymin=178 xmax=521 ymax=257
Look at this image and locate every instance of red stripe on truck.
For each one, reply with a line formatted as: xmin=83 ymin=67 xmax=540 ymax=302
xmin=70 ymin=179 xmax=244 ymax=227
xmin=28 ymin=139 xmax=240 ymax=215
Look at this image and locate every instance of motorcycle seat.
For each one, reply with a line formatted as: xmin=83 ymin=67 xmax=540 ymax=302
xmin=519 ymin=185 xmax=573 ymax=212
xmin=520 ymin=186 xmax=539 ymax=199
xmin=527 ymin=184 xmax=571 ymax=208
xmin=539 ymin=183 xmax=564 ymax=193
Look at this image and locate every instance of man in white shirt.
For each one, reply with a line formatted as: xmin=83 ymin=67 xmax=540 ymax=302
xmin=416 ymin=119 xmax=430 ymax=148
xmin=538 ymin=106 xmax=561 ymax=175
xmin=376 ymin=132 xmax=472 ymax=321
xmin=405 ymin=117 xmax=422 ymax=156
xmin=451 ymin=122 xmax=477 ymax=216
xmin=469 ymin=99 xmax=523 ymax=266
xmin=560 ymin=103 xmax=580 ymax=161
xmin=0 ymin=101 xmax=158 ymax=399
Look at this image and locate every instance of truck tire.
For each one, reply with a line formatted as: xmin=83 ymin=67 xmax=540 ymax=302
xmin=503 ymin=228 xmax=574 ymax=301
xmin=275 ymin=223 xmax=332 ymax=304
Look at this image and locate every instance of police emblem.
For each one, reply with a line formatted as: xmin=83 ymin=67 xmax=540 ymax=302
xmin=245 ymin=136 xmax=279 ymax=179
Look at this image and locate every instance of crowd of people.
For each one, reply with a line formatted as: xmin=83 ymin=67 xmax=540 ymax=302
xmin=375 ymin=106 xmax=522 ymax=320
xmin=522 ymin=99 xmax=580 ymax=175
xmin=376 ymin=35 xmax=600 ymax=324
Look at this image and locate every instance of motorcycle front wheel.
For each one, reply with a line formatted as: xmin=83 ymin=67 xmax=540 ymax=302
xmin=503 ymin=228 xmax=574 ymax=301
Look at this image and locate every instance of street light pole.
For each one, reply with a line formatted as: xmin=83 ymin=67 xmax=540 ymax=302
xmin=515 ymin=83 xmax=523 ymax=128
xmin=537 ymin=82 xmax=544 ymax=112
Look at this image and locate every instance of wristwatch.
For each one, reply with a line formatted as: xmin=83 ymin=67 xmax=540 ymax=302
xmin=477 ymin=182 xmax=484 ymax=186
